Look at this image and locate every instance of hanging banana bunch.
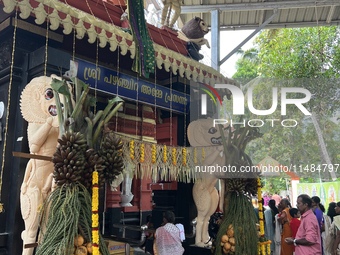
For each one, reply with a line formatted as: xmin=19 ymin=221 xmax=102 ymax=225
xmin=50 ymin=77 xmax=125 ymax=189
xmin=98 ymin=133 xmax=124 ymax=187
xmin=52 ymin=131 xmax=87 ymax=187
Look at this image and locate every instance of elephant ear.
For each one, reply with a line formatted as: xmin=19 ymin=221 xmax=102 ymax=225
xmin=20 ymin=76 xmax=53 ymax=124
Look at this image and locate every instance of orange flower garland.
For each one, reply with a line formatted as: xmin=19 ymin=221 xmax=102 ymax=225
xmin=130 ymin=140 xmax=134 ymax=160
xmin=140 ymin=143 xmax=145 ymax=163
xmin=172 ymin=148 xmax=176 ymax=165
xmin=163 ymin=145 xmax=167 ymax=163
xmin=92 ymin=171 xmax=99 ymax=255
xmin=152 ymin=144 xmax=156 ymax=164
xmin=182 ymin=148 xmax=186 ymax=166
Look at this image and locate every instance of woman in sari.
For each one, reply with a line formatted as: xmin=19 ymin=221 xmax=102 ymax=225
xmin=153 ymin=211 xmax=184 ymax=255
xmin=278 ymin=198 xmax=294 ymax=255
xmin=326 ymin=202 xmax=340 ymax=255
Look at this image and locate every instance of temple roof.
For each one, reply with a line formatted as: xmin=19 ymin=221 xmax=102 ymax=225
xmin=0 ymin=0 xmax=237 ymax=87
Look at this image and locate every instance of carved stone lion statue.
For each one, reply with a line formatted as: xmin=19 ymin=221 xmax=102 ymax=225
xmin=178 ymin=17 xmax=210 ymax=61
xmin=188 ymin=118 xmax=226 ymax=247
xmin=20 ymin=75 xmax=68 ymax=255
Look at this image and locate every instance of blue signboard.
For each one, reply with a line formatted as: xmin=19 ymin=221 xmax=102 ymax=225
xmin=73 ymin=58 xmax=190 ymax=114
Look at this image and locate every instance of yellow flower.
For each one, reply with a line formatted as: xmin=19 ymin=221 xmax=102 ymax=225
xmin=172 ymin=148 xmax=176 ymax=165
xmin=267 ymin=243 xmax=270 ymax=255
xmin=130 ymin=140 xmax=134 ymax=160
xmin=194 ymin=148 xmax=197 ymax=165
xmin=163 ymin=145 xmax=167 ymax=163
xmin=182 ymin=148 xmax=186 ymax=166
xmin=152 ymin=144 xmax=156 ymax=164
xmin=140 ymin=143 xmax=145 ymax=163
xmin=92 ymin=171 xmax=100 ymax=255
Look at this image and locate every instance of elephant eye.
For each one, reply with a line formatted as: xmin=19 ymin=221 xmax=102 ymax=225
xmin=201 ymin=22 xmax=205 ymax=26
xmin=45 ymin=89 xmax=54 ymax=100
xmin=208 ymin=127 xmax=217 ymax=134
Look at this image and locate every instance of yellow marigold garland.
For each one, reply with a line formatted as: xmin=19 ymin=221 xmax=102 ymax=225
xmin=257 ymin=177 xmax=271 ymax=255
xmin=130 ymin=140 xmax=134 ymax=160
xmin=152 ymin=144 xmax=156 ymax=164
xmin=257 ymin=177 xmax=265 ymax=237
xmin=92 ymin=171 xmax=99 ymax=255
xmin=140 ymin=143 xmax=145 ymax=163
xmin=202 ymin=148 xmax=205 ymax=163
xmin=182 ymin=148 xmax=186 ymax=166
xmin=163 ymin=145 xmax=167 ymax=163
xmin=194 ymin=148 xmax=197 ymax=165
xmin=267 ymin=243 xmax=270 ymax=255
xmin=172 ymin=148 xmax=176 ymax=165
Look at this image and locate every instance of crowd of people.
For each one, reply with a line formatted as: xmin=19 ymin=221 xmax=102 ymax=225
xmin=144 ymin=193 xmax=340 ymax=255
xmin=262 ymin=193 xmax=340 ymax=255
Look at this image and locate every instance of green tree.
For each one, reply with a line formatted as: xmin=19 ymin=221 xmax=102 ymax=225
xmin=232 ymin=48 xmax=259 ymax=85
xmin=252 ymin=27 xmax=340 ymax=180
xmin=232 ymin=58 xmax=258 ymax=85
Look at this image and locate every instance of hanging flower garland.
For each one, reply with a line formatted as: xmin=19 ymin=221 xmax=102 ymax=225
xmin=152 ymin=144 xmax=156 ymax=164
xmin=182 ymin=148 xmax=186 ymax=166
xmin=163 ymin=145 xmax=167 ymax=163
xmin=130 ymin=140 xmax=134 ymax=160
xmin=202 ymin=148 xmax=205 ymax=163
xmin=92 ymin=171 xmax=99 ymax=255
xmin=172 ymin=148 xmax=176 ymax=166
xmin=257 ymin=178 xmax=265 ymax=238
xmin=140 ymin=143 xmax=145 ymax=163
xmin=194 ymin=148 xmax=197 ymax=165
xmin=257 ymin=177 xmax=271 ymax=255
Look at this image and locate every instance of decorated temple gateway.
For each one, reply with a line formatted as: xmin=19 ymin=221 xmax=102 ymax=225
xmin=0 ymin=0 xmax=268 ymax=255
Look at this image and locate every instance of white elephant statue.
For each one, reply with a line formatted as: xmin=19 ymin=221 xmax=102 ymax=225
xmin=20 ymin=75 xmax=68 ymax=255
xmin=188 ymin=118 xmax=227 ymax=247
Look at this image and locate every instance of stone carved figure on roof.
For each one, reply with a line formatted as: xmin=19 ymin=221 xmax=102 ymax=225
xmin=160 ymin=0 xmax=183 ymax=28
xmin=177 ymin=17 xmax=210 ymax=61
xmin=188 ymin=118 xmax=226 ymax=247
xmin=20 ymin=75 xmax=70 ymax=255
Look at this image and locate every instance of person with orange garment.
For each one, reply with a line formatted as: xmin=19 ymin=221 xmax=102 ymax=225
xmin=278 ymin=198 xmax=294 ymax=255
xmin=272 ymin=191 xmax=282 ymax=206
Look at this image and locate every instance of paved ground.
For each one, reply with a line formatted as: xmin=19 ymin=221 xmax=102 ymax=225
xmin=131 ymin=246 xmax=151 ymax=254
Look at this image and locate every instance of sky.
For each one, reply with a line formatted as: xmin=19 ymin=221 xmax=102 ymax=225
xmin=201 ymin=30 xmax=258 ymax=78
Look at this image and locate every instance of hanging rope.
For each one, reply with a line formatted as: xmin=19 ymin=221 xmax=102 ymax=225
xmin=0 ymin=5 xmax=18 ymax=213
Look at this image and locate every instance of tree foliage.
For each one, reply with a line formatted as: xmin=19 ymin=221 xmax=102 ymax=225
xmin=228 ymin=27 xmax=340 ymax=181
xmin=232 ymin=48 xmax=259 ymax=85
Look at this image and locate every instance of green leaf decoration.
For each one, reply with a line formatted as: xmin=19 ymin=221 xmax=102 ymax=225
xmin=51 ymin=78 xmax=64 ymax=91
xmin=89 ymin=97 xmax=97 ymax=106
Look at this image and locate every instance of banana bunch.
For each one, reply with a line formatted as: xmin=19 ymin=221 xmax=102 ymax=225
xmin=81 ymin=149 xmax=105 ymax=189
xmin=99 ymin=133 xmax=124 ymax=184
xmin=52 ymin=131 xmax=87 ymax=186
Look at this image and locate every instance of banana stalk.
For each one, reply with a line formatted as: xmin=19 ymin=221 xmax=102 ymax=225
xmin=100 ymin=97 xmax=124 ymax=121
xmin=92 ymin=110 xmax=103 ymax=127
xmin=71 ymin=86 xmax=90 ymax=120
xmin=104 ymin=102 xmax=124 ymax=124
xmin=54 ymin=92 xmax=65 ymax=136
xmin=93 ymin=101 xmax=124 ymax=146
xmin=85 ymin=117 xmax=93 ymax=148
